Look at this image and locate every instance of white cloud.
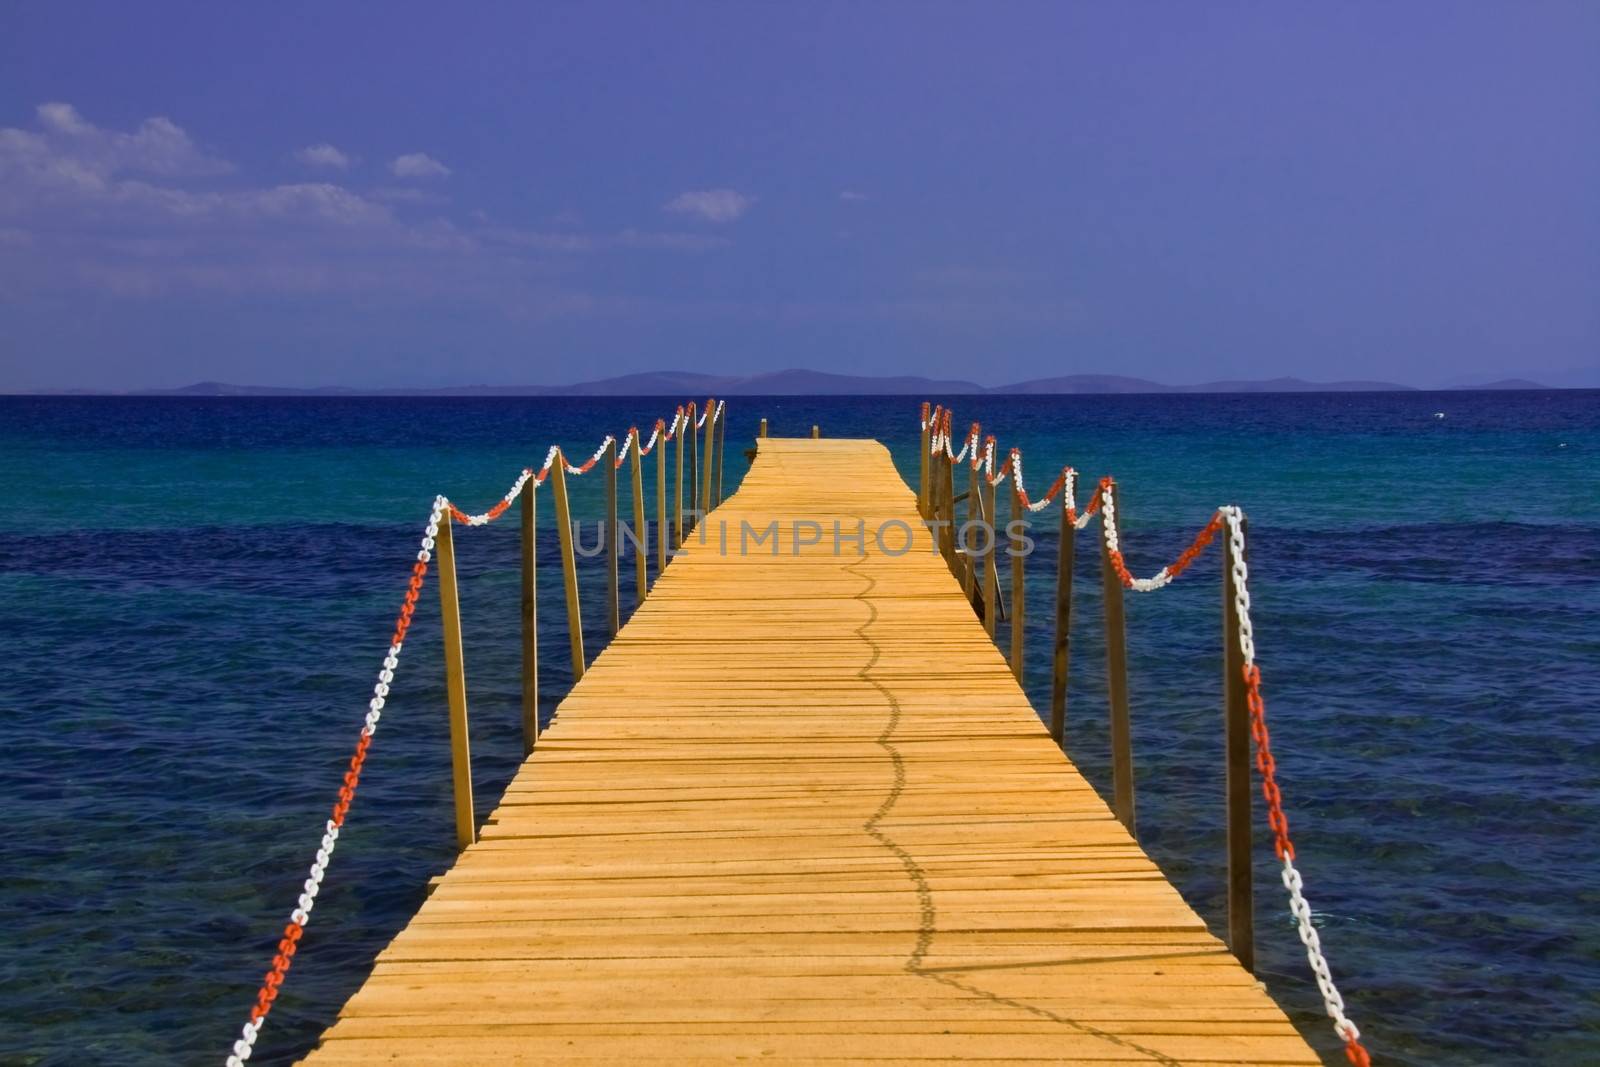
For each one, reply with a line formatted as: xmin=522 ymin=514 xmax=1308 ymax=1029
xmin=0 ymin=102 xmax=233 ymax=192
xmin=295 ymin=143 xmax=353 ymax=170
xmin=664 ymin=188 xmax=753 ymax=223
xmin=839 ymin=190 xmax=869 ymax=202
xmin=390 ymin=152 xmax=451 ymax=179
xmin=0 ymin=104 xmax=716 ymax=312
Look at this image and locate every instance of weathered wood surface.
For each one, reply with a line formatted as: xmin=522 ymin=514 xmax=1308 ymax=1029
xmin=303 ymin=437 xmax=1316 ymax=1065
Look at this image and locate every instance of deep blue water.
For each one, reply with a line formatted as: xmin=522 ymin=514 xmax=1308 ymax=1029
xmin=1 ymin=392 xmax=1596 ymax=1066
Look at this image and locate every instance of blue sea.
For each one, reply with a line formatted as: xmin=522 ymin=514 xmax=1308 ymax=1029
xmin=1 ymin=391 xmax=1596 ymax=1066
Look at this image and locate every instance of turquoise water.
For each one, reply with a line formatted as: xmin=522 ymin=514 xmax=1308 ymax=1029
xmin=1 ymin=392 xmax=1596 ymax=1065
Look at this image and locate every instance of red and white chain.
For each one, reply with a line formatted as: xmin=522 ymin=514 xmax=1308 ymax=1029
xmin=695 ymin=400 xmax=722 ymax=430
xmin=941 ymin=425 xmax=976 ymax=464
xmin=227 ymin=405 xmax=697 ymax=1066
xmin=564 ymin=435 xmax=615 ymax=475
xmin=982 ymin=437 xmax=1002 ymax=485
xmin=451 ymin=447 xmax=557 ymax=526
xmin=225 ymin=496 xmax=446 ymax=1066
xmin=1063 ymin=468 xmax=1098 ymax=530
xmin=1221 ymin=506 xmax=1369 ymax=1065
xmin=1010 ymin=450 xmax=1067 ymax=514
xmin=913 ymin=402 xmax=1372 ymax=1065
xmin=1099 ymin=482 xmax=1177 ymax=592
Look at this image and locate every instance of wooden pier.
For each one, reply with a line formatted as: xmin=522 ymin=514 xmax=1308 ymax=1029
xmin=301 ymin=436 xmax=1318 ymax=1064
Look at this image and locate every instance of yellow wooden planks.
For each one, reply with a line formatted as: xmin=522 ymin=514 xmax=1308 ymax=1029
xmin=301 ymin=437 xmax=1317 ymax=1065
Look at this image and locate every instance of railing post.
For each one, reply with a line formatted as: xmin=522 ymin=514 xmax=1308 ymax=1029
xmin=934 ymin=454 xmax=947 ymax=585
xmin=686 ymin=402 xmax=699 ymax=539
xmin=963 ymin=432 xmax=979 ymax=607
xmin=629 ymin=430 xmax=648 ymax=601
xmin=1009 ymin=475 xmax=1026 ymax=682
xmin=1049 ymin=489 xmax=1075 ymax=747
xmin=700 ymin=398 xmax=715 ymax=521
xmin=714 ymin=404 xmax=726 ymax=506
xmin=811 ymin=424 xmax=820 ymax=439
xmin=434 ymin=514 xmax=475 ymax=850
xmin=548 ymin=452 xmax=585 ymax=681
xmin=1099 ymin=479 xmax=1136 ymax=837
xmin=981 ymin=469 xmax=998 ymax=638
xmin=656 ymin=422 xmax=668 ymax=572
xmin=918 ymin=404 xmax=930 ymax=519
xmin=605 ymin=436 xmax=619 ymax=637
xmin=675 ymin=404 xmax=689 ymax=548
xmin=519 ymin=476 xmax=538 ymax=756
xmin=1223 ymin=510 xmax=1255 ymax=972
xmin=759 ymin=416 xmax=768 ymax=439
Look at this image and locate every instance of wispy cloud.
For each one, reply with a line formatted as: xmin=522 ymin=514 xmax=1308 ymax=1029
xmin=482 ymin=226 xmax=731 ymax=253
xmin=664 ymin=188 xmax=753 ymax=223
xmin=295 ymin=143 xmax=353 ymax=170
xmin=839 ymin=190 xmax=869 ymax=202
xmin=390 ymin=152 xmax=451 ymax=179
xmin=1 ymin=102 xmax=233 ymax=189
xmin=0 ymin=104 xmax=718 ymax=314
xmin=0 ymin=104 xmax=382 ymax=226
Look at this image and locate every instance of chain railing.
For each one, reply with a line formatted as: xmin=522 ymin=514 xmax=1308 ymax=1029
xmin=917 ymin=401 xmax=1371 ymax=1067
xmin=224 ymin=399 xmax=726 ymax=1067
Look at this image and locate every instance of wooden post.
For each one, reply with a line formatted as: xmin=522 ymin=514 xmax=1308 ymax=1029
xmin=918 ymin=405 xmax=930 ymax=518
xmin=963 ymin=437 xmax=979 ymax=605
xmin=433 ymin=515 xmax=475 ymax=850
xmin=934 ymin=454 xmax=947 ymax=579
xmin=939 ymin=450 xmax=958 ymax=575
xmin=656 ymin=423 xmax=668 ymax=572
xmin=629 ymin=431 xmax=647 ymax=601
xmin=1099 ymin=479 xmax=1135 ymax=837
xmin=548 ymin=453 xmax=585 ymax=681
xmin=686 ymin=402 xmax=699 ymax=538
xmin=699 ymin=399 xmax=715 ymax=521
xmin=605 ymin=437 xmax=619 ymax=637
xmin=1223 ymin=511 xmax=1255 ymax=972
xmin=1049 ymin=495 xmax=1075 ymax=747
xmin=1009 ymin=478 xmax=1026 ymax=681
xmin=674 ymin=404 xmax=688 ymax=548
xmin=713 ymin=403 xmax=726 ymax=507
xmin=519 ymin=477 xmax=538 ymax=756
xmin=981 ymin=471 xmax=998 ymax=638
xmin=759 ymin=416 xmax=768 ymax=438
xmin=811 ymin=424 xmax=820 ymax=439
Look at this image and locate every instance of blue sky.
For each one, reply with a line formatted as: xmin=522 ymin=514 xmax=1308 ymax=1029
xmin=1 ymin=2 xmax=1596 ymax=390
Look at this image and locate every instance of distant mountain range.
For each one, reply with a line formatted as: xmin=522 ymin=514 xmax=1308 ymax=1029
xmin=42 ymin=369 xmax=1562 ymax=397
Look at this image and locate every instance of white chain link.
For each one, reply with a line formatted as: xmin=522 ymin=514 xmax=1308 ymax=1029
xmin=1221 ymin=506 xmax=1363 ymax=1050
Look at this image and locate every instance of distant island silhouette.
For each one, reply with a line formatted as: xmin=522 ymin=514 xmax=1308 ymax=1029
xmin=32 ymin=370 xmax=1556 ymax=397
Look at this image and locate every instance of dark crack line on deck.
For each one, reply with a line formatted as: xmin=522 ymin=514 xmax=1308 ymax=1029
xmin=844 ymin=557 xmax=1179 ymax=1065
